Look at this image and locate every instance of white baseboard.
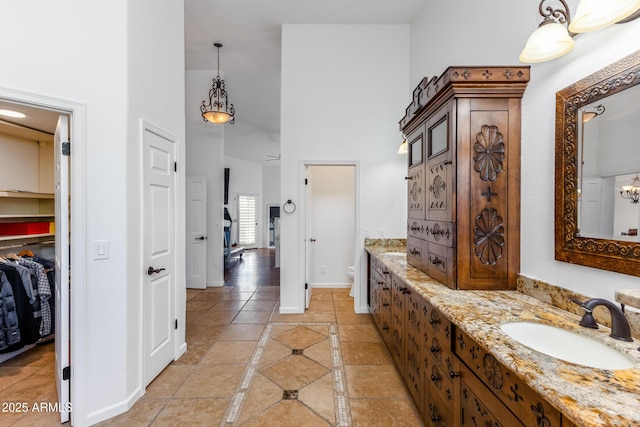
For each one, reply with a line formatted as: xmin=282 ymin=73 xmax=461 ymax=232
xmin=206 ymin=281 xmax=225 ymax=287
xmin=87 ymin=386 xmax=142 ymax=426
xmin=279 ymin=306 xmax=305 ymax=314
xmin=310 ymin=283 xmax=352 ymax=289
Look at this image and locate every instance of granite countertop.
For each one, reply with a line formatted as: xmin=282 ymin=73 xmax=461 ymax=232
xmin=365 ymin=244 xmax=640 ymax=427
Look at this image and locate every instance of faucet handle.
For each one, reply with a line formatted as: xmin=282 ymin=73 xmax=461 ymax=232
xmin=570 ymin=298 xmax=592 ymax=312
xmin=570 ymin=298 xmax=598 ymax=329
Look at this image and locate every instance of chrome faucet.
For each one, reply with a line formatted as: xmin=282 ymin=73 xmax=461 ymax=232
xmin=570 ymin=298 xmax=633 ymax=342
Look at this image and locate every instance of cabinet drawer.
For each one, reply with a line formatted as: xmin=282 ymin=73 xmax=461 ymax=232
xmin=407 ymin=219 xmax=428 ymax=240
xmin=427 ymin=391 xmax=454 ymax=427
xmin=455 ymin=329 xmax=562 ymax=427
xmin=407 ymin=236 xmax=425 ymax=270
xmin=424 ymin=220 xmax=454 ymax=247
xmin=460 ymin=364 xmax=525 ymax=427
xmin=427 ymin=362 xmax=457 ymax=411
xmin=426 ymin=243 xmax=455 ymax=289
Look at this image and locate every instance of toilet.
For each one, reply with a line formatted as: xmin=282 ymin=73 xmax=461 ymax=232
xmin=347 ymin=266 xmax=355 ymax=297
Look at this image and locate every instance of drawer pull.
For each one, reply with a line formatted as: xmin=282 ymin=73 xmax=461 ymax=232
xmin=382 ymin=287 xmax=390 ymax=291
xmin=405 ymin=176 xmax=413 ymax=180
xmin=430 ymin=345 xmax=441 ymax=353
xmin=430 ymin=415 xmax=442 ymax=422
xmin=448 ymin=370 xmax=459 ymax=379
xmin=430 ymin=373 xmax=441 ymax=382
xmin=383 ymin=303 xmax=390 ymax=307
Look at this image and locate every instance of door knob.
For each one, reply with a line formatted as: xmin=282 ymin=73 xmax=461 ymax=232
xmin=195 ymin=236 xmax=207 ymax=241
xmin=147 ymin=266 xmax=166 ymax=276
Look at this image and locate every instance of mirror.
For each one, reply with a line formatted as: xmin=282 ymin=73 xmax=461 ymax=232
xmin=555 ymin=49 xmax=640 ymax=276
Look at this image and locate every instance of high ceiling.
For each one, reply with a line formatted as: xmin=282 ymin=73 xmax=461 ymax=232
xmin=184 ymin=0 xmax=426 ymax=165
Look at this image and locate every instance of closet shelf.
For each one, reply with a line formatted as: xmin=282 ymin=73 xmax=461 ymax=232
xmin=0 ymin=214 xmax=54 ymax=219
xmin=0 ymin=191 xmax=54 ymax=199
xmin=0 ymin=233 xmax=54 ymax=242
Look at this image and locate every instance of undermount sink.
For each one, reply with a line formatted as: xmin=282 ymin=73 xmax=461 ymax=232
xmin=500 ymin=322 xmax=636 ymax=370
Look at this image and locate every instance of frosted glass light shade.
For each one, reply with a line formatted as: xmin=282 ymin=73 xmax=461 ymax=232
xmin=519 ymin=22 xmax=575 ymax=63
xmin=398 ymin=139 xmax=408 ymax=155
xmin=569 ymin=0 xmax=640 ymax=33
xmin=202 ymin=110 xmax=233 ymax=124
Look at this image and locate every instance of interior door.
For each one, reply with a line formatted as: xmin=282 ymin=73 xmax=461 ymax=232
xmin=142 ymin=122 xmax=176 ymax=386
xmin=186 ymin=177 xmax=207 ymax=289
xmin=54 ymin=114 xmax=71 ymax=423
xmin=304 ymin=167 xmax=313 ymax=309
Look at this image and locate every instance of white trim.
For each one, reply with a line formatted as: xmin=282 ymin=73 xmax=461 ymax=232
xmin=0 ymin=87 xmax=88 ymax=427
xmin=86 ymin=386 xmax=143 ymax=426
xmin=207 ymin=280 xmax=225 ymax=287
xmin=310 ymin=283 xmax=352 ymax=289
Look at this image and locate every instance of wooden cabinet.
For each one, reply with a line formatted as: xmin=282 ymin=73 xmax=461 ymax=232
xmin=367 ymin=253 xmax=577 ymax=427
xmin=368 ymin=257 xmax=391 ymax=347
xmin=400 ymin=66 xmax=529 ymax=290
xmin=455 ymin=328 xmax=562 ymax=427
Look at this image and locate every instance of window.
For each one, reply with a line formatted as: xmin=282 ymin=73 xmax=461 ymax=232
xmin=238 ymin=194 xmax=257 ymax=246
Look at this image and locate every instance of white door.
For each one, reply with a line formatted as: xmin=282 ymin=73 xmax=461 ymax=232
xmin=186 ymin=177 xmax=207 ymax=289
xmin=304 ymin=167 xmax=313 ymax=309
xmin=142 ymin=122 xmax=177 ymax=386
xmin=54 ymin=115 xmax=71 ymax=423
xmin=238 ymin=193 xmax=257 ymax=248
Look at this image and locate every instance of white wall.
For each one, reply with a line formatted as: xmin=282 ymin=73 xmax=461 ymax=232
xmin=281 ymin=25 xmax=410 ymax=313
xmin=0 ymin=1 xmax=186 ymax=425
xmin=409 ymin=0 xmax=640 ymax=302
xmin=127 ymin=0 xmax=186 ymax=418
xmin=309 ymin=165 xmax=356 ymax=286
xmin=186 ymin=70 xmax=226 ymax=287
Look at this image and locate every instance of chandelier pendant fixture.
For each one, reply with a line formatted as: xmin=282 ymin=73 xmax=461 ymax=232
xmin=201 ymin=42 xmax=235 ymax=124
xmin=620 ymin=174 xmax=640 ymax=204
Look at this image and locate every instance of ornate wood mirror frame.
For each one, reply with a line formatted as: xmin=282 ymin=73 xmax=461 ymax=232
xmin=555 ymin=49 xmax=640 ymax=276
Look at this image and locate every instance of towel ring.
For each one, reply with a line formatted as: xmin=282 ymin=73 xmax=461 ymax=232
xmin=283 ymin=199 xmax=296 ymax=214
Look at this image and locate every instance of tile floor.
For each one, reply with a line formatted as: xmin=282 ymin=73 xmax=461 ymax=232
xmin=0 ymin=251 xmax=423 ymax=426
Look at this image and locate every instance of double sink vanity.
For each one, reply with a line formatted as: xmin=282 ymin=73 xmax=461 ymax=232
xmin=366 ymin=241 xmax=640 ymax=426
xmin=372 ymin=53 xmax=640 ymax=426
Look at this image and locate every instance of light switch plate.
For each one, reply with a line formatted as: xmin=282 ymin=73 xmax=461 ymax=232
xmin=93 ymin=240 xmax=109 ymax=260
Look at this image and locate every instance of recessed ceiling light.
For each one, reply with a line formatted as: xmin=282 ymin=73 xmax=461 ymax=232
xmin=0 ymin=109 xmax=27 ymax=118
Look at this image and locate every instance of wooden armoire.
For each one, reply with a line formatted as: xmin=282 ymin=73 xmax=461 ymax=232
xmin=400 ymin=66 xmax=530 ymax=290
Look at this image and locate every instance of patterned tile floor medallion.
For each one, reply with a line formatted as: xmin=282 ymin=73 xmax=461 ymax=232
xmin=222 ymin=322 xmax=351 ymax=426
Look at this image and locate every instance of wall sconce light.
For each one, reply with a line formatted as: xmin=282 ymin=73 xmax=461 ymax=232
xmin=519 ymin=0 xmax=640 ymax=63
xmin=201 ymin=42 xmax=235 ymax=124
xmin=620 ymin=174 xmax=640 ymax=204
xmin=398 ymin=135 xmax=408 ymax=155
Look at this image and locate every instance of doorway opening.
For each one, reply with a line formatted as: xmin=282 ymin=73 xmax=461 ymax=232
xmin=0 ymin=95 xmax=76 ymax=424
xmin=303 ymin=164 xmax=357 ymax=310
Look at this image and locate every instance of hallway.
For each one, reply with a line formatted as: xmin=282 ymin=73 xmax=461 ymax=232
xmin=1 ymin=249 xmax=422 ymax=426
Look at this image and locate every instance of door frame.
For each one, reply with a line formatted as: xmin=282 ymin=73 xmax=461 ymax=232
xmin=298 ymin=161 xmax=360 ymax=311
xmin=0 ymin=87 xmax=88 ymax=426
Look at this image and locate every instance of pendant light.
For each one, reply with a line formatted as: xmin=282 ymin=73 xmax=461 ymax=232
xmin=201 ymin=42 xmax=235 ymax=124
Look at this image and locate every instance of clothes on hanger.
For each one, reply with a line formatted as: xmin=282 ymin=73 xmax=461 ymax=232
xmin=0 ymin=251 xmax=56 ymax=353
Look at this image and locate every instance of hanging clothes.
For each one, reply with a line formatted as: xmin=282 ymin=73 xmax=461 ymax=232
xmin=0 ymin=263 xmax=40 ymax=352
xmin=0 ymin=270 xmax=21 ymax=350
xmin=18 ymin=258 xmax=52 ymax=337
